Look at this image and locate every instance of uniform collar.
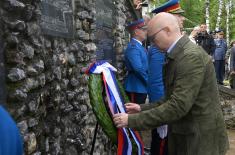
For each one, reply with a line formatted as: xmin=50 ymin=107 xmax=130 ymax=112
xmin=132 ymin=38 xmax=143 ymax=46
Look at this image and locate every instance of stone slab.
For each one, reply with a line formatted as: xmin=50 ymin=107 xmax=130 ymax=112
xmin=39 ymin=0 xmax=74 ymax=38
xmin=95 ymin=0 xmax=116 ymax=65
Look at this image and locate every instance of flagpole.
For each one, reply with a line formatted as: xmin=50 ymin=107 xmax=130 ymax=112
xmin=90 ymin=122 xmax=99 ymax=155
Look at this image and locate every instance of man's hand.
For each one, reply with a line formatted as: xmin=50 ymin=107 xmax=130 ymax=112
xmin=113 ymin=113 xmax=128 ymax=128
xmin=125 ymin=103 xmax=141 ymax=114
xmin=133 ymin=0 xmax=142 ymax=9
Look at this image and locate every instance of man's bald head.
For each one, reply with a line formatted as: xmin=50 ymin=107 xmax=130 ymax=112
xmin=147 ymin=12 xmax=182 ymax=52
xmin=148 ymin=12 xmax=180 ymax=36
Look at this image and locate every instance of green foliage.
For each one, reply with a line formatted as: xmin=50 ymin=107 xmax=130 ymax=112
xmin=180 ymin=0 xmax=205 ymax=28
xmin=230 ymin=3 xmax=235 ymax=40
xmin=148 ymin=0 xmax=235 ymax=41
xmin=209 ymin=0 xmax=219 ymax=30
xmin=88 ymin=74 xmax=117 ymax=144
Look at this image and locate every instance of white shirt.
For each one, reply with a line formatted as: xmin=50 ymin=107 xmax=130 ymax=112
xmin=167 ymin=36 xmax=183 ymax=54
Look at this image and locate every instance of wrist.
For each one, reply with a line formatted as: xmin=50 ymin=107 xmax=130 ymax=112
xmin=137 ymin=105 xmax=141 ymax=112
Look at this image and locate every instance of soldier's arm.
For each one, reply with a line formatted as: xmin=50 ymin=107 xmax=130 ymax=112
xmin=126 ymin=47 xmax=148 ymax=85
xmin=128 ymin=52 xmax=205 ymax=130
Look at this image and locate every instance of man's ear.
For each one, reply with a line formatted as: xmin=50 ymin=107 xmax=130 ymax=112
xmin=164 ymin=27 xmax=170 ymax=35
xmin=134 ymin=29 xmax=139 ymax=35
xmin=167 ymin=27 xmax=171 ymax=32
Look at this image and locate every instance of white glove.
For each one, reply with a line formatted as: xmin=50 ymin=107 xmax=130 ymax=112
xmin=157 ymin=125 xmax=168 ymax=139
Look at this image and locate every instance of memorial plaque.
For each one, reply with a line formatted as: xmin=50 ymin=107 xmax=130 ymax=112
xmin=0 ymin=36 xmax=6 ymax=103
xmin=95 ymin=0 xmax=116 ymax=65
xmin=40 ymin=0 xmax=74 ymax=38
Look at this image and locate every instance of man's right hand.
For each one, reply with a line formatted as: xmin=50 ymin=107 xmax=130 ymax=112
xmin=125 ymin=103 xmax=141 ymax=114
xmin=133 ymin=0 xmax=142 ymax=9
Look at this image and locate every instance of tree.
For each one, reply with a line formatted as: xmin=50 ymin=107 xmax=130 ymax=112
xmin=225 ymin=0 xmax=232 ymax=44
xmin=215 ymin=0 xmax=224 ymax=31
xmin=148 ymin=0 xmax=234 ymax=41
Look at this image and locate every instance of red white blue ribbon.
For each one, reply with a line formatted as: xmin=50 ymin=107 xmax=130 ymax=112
xmin=86 ymin=61 xmax=144 ymax=155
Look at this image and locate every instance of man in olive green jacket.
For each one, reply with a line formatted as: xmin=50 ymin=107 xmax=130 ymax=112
xmin=113 ymin=13 xmax=229 ymax=155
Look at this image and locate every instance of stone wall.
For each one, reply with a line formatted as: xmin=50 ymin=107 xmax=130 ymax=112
xmin=0 ymin=0 xmax=138 ymax=154
xmin=114 ymin=0 xmax=137 ymax=81
xmin=220 ymin=88 xmax=235 ymax=130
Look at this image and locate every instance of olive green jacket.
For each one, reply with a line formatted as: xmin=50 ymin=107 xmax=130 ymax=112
xmin=128 ymin=36 xmax=229 ymax=155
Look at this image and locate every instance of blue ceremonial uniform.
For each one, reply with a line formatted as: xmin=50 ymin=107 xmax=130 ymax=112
xmin=124 ymin=38 xmax=148 ymax=94
xmin=125 ymin=19 xmax=148 ymax=104
xmin=0 ymin=105 xmax=23 ymax=155
xmin=148 ymin=46 xmax=165 ymax=103
xmin=213 ymin=38 xmax=227 ymax=84
xmin=213 ymin=39 xmax=227 ymax=61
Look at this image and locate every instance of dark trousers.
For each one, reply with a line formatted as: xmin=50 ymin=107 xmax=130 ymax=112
xmin=150 ymin=129 xmax=168 ymax=155
xmin=214 ymin=60 xmax=225 ymax=84
xmin=126 ymin=92 xmax=147 ymax=104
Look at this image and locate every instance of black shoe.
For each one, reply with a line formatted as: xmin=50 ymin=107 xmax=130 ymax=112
xmin=218 ymin=81 xmax=224 ymax=85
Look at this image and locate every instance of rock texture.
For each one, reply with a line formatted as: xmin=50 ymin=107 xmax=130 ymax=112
xmin=220 ymin=88 xmax=235 ymax=130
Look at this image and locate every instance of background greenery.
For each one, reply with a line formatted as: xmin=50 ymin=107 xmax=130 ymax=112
xmin=149 ymin=0 xmax=235 ymax=43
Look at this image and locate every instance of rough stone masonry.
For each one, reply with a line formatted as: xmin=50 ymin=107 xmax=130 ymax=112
xmin=0 ymin=0 xmax=137 ymax=154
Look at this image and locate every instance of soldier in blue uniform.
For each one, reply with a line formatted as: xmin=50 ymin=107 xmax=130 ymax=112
xmin=0 ymin=105 xmax=23 ymax=155
xmin=213 ymin=30 xmax=227 ymax=85
xmin=124 ymin=19 xmax=148 ymax=104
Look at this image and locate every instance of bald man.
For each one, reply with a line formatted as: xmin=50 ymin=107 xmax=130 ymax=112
xmin=148 ymin=2 xmax=185 ymax=155
xmin=113 ymin=13 xmax=229 ymax=155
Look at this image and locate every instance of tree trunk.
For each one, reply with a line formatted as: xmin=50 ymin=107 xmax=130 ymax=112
xmin=226 ymin=0 xmax=232 ymax=44
xmin=215 ymin=0 xmax=224 ymax=31
xmin=205 ymin=0 xmax=210 ymax=32
xmin=226 ymin=0 xmax=233 ymax=45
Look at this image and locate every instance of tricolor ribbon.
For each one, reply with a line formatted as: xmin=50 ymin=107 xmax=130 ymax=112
xmin=86 ymin=61 xmax=144 ymax=155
